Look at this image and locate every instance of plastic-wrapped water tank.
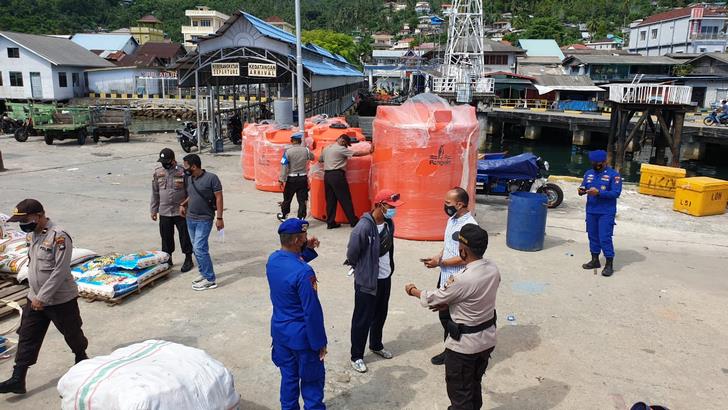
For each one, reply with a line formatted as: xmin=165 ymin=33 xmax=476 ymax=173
xmin=241 ymin=122 xmax=273 ymax=180
xmin=370 ymin=94 xmax=480 ymax=240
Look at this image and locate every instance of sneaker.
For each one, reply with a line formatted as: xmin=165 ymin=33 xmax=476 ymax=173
xmin=192 ymin=279 xmax=217 ymax=291
xmin=351 ymin=359 xmax=367 ymax=373
xmin=191 ymin=275 xmax=206 ymax=284
xmin=370 ymin=349 xmax=393 ymax=359
xmin=431 ymin=351 xmax=446 ymax=365
xmin=276 ymin=213 xmax=286 ymax=222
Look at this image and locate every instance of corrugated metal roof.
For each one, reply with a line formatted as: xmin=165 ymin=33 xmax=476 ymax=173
xmin=517 ymin=39 xmax=565 ymax=59
xmin=71 ymin=33 xmax=136 ymax=52
xmin=0 ymin=31 xmax=114 ymax=68
xmin=564 ymin=54 xmax=680 ymax=65
xmin=517 ymin=56 xmax=563 ymax=64
xmin=296 ymin=55 xmax=363 ymax=77
xmin=483 ymin=39 xmax=525 ymax=53
xmin=635 ymin=6 xmax=726 ymax=27
xmin=533 ymin=74 xmax=597 ymax=87
xmin=686 ymin=52 xmax=728 ymax=65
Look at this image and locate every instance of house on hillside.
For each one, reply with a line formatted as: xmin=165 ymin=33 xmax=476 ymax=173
xmin=182 ymin=6 xmax=230 ymax=48
xmin=628 ymin=5 xmax=728 ymax=56
xmin=415 ymin=1 xmax=431 ymax=15
xmin=71 ymin=33 xmax=138 ymax=64
xmin=516 ymin=39 xmax=565 ymax=76
xmin=125 ymin=42 xmax=187 ymax=67
xmin=131 ymin=15 xmax=165 ymax=45
xmin=0 ymin=31 xmax=113 ymax=100
xmin=392 ymin=37 xmax=414 ymax=50
xmin=483 ymin=39 xmax=525 ymax=73
xmin=585 ymin=36 xmax=623 ymax=50
xmin=265 ymin=16 xmax=294 ymax=34
xmin=562 ymin=54 xmax=679 ymax=83
xmin=372 ymin=33 xmax=394 ymax=49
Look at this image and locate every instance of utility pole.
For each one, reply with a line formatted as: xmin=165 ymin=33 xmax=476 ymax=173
xmin=295 ymin=0 xmax=306 ymax=131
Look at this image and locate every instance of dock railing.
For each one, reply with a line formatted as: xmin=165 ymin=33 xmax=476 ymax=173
xmin=432 ymin=77 xmax=494 ymax=95
xmin=608 ymin=84 xmax=692 ymax=105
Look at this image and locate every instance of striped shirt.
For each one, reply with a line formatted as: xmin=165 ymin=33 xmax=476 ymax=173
xmin=440 ymin=212 xmax=478 ymax=287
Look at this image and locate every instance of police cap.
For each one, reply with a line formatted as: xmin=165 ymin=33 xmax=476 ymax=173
xmin=7 ymin=198 xmax=44 ymax=222
xmin=452 ymin=223 xmax=488 ymax=251
xmin=588 ymin=150 xmax=607 ymax=162
xmin=278 ymin=218 xmax=309 ymax=234
xmin=158 ymin=148 xmax=175 ymax=163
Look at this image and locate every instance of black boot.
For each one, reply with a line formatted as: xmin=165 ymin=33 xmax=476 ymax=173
xmin=167 ymin=256 xmax=174 ymax=267
xmin=582 ymin=253 xmax=601 ymax=269
xmin=0 ymin=366 xmax=28 ymax=395
xmin=602 ymin=258 xmax=614 ymax=277
xmin=75 ymin=352 xmax=89 ymax=364
xmin=180 ymin=254 xmax=194 ymax=273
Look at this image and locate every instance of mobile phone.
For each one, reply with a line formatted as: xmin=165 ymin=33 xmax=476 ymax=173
xmin=419 ymin=258 xmax=429 ymax=262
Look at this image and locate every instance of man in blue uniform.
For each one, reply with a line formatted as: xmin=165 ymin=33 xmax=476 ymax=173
xmin=266 ymin=219 xmax=327 ymax=409
xmin=578 ymin=150 xmax=622 ymax=277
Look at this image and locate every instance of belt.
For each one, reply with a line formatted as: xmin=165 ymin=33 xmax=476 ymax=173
xmin=325 ymin=169 xmax=345 ymax=173
xmin=446 ymin=310 xmax=497 ymax=341
xmin=288 ymin=173 xmax=307 ymax=177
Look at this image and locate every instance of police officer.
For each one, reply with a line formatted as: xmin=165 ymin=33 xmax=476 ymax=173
xmin=266 ymin=219 xmax=327 ymax=410
xmin=277 ymin=132 xmax=314 ymax=222
xmin=405 ymin=224 xmax=500 ymax=410
xmin=579 ymin=149 xmax=622 ymax=277
xmin=319 ymin=135 xmax=372 ymax=229
xmin=151 ymin=147 xmax=194 ymax=272
xmin=0 ymin=199 xmax=89 ymax=395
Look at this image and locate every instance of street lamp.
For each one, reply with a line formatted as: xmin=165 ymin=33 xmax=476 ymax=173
xmin=295 ymin=0 xmax=306 ymax=131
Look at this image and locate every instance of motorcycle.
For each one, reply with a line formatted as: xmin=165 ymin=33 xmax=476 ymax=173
xmin=703 ymin=110 xmax=728 ymax=126
xmin=175 ymin=120 xmax=209 ymax=153
xmin=476 ymin=152 xmax=564 ymax=208
xmin=1 ymin=112 xmax=22 ymax=136
xmin=227 ymin=112 xmax=242 ymax=145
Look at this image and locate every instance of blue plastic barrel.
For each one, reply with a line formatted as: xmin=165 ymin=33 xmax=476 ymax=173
xmin=506 ymin=192 xmax=548 ymax=251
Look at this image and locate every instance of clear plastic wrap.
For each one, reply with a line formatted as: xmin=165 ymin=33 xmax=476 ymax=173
xmin=241 ymin=121 xmax=274 ymax=181
xmin=310 ymin=141 xmax=372 ymax=223
xmin=371 ymin=93 xmax=479 ymax=240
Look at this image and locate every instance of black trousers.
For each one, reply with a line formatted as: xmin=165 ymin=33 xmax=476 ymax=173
xmin=324 ymin=169 xmax=357 ymax=226
xmin=350 ymin=277 xmax=391 ymax=361
xmin=445 ymin=347 xmax=495 ymax=410
xmin=280 ymin=175 xmax=309 ymax=219
xmin=15 ymin=298 xmax=88 ymax=368
xmin=159 ymin=215 xmax=192 ymax=256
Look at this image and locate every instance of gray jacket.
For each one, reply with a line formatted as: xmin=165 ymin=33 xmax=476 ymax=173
xmin=346 ymin=213 xmax=395 ymax=296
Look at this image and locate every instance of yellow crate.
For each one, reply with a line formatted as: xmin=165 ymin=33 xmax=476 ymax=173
xmin=673 ymin=177 xmax=728 ymax=217
xmin=638 ymin=163 xmax=686 ymax=198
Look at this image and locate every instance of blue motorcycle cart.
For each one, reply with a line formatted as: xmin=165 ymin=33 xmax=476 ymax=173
xmin=476 ymin=153 xmax=564 ymax=208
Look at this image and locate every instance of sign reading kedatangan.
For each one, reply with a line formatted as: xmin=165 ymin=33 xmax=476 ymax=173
xmin=248 ymin=63 xmax=277 ymax=78
xmin=211 ymin=63 xmax=240 ymax=77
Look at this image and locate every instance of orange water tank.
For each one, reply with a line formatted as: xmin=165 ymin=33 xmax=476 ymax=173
xmin=241 ymin=122 xmax=273 ymax=180
xmin=370 ymin=96 xmax=479 ymax=240
xmin=254 ymin=127 xmax=314 ymax=192
xmin=308 ymin=121 xmax=363 ymax=160
xmin=310 ymin=140 xmax=372 ymax=223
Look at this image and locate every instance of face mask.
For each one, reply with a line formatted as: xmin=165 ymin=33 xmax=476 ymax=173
xmin=593 ymin=163 xmax=604 ymax=172
xmin=20 ymin=221 xmax=37 ymax=233
xmin=384 ymin=208 xmax=397 ymax=219
xmin=184 ymin=168 xmax=192 ymax=176
xmin=162 ymin=162 xmax=174 ymax=170
xmin=444 ymin=204 xmax=458 ymax=217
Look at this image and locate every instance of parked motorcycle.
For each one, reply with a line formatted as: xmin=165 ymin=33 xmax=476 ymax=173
xmin=1 ymin=112 xmax=22 ymax=136
xmin=227 ymin=112 xmax=242 ymax=145
xmin=476 ymin=152 xmax=564 ymax=208
xmin=703 ymin=110 xmax=728 ymax=126
xmin=176 ymin=120 xmax=209 ymax=153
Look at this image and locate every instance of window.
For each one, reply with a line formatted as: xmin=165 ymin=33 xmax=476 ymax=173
xmin=84 ymin=72 xmax=88 ymax=88
xmin=640 ymin=31 xmax=646 ymax=41
xmin=192 ymin=20 xmax=198 ymax=27
xmin=9 ymin=71 xmax=23 ymax=87
xmin=58 ymin=72 xmax=67 ymax=88
xmin=484 ymin=55 xmax=509 ymax=65
xmin=0 ymin=71 xmax=3 ymax=86
xmin=72 ymin=72 xmax=80 ymax=87
xmin=200 ymin=19 xmax=211 ymax=27
xmin=7 ymin=47 xmax=19 ymax=58
xmin=651 ymin=29 xmax=658 ymax=39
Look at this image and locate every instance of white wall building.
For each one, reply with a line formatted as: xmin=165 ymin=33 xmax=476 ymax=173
xmin=0 ymin=31 xmax=113 ymax=101
xmin=181 ymin=6 xmax=230 ymax=48
xmin=628 ymin=5 xmax=728 ymax=56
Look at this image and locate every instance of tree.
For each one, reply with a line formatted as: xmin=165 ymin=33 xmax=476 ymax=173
xmin=302 ymin=29 xmax=364 ymax=67
xmin=522 ymin=17 xmax=580 ymax=46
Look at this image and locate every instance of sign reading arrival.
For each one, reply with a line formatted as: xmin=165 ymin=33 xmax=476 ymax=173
xmin=211 ymin=63 xmax=240 ymax=77
xmin=248 ymin=63 xmax=277 ymax=78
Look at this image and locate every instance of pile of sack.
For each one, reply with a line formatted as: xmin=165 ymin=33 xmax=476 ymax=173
xmin=73 ymin=251 xmax=169 ymax=299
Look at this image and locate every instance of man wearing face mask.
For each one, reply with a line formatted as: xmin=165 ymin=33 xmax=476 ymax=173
xmin=578 ymin=150 xmax=622 ymax=277
xmin=180 ymin=154 xmax=224 ymax=291
xmin=346 ymin=190 xmax=403 ymax=373
xmin=422 ymin=187 xmax=478 ymax=365
xmin=0 ymin=199 xmax=88 ymax=395
xmin=405 ymin=223 xmax=499 ymax=410
xmin=151 ymin=148 xmax=194 ymax=272
xmin=266 ymin=218 xmax=326 ymax=409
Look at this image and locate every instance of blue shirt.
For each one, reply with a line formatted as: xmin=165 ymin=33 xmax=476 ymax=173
xmin=580 ymin=167 xmax=622 ymax=215
xmin=441 ymin=212 xmax=478 ymax=286
xmin=266 ymin=248 xmax=327 ymax=351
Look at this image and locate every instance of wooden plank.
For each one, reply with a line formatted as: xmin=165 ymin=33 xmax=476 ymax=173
xmin=0 ymin=285 xmax=27 ymax=299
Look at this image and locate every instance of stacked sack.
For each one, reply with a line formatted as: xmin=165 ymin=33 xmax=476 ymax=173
xmin=75 ymin=251 xmax=169 ymax=299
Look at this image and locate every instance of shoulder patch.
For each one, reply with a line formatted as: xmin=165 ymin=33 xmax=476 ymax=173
xmin=55 ymin=235 xmax=66 ymax=250
xmin=308 ymin=274 xmax=318 ymax=292
xmin=614 ymin=176 xmax=621 ymax=184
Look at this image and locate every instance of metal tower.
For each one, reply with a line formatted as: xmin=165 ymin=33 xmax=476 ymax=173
xmin=433 ymin=0 xmax=492 ymax=102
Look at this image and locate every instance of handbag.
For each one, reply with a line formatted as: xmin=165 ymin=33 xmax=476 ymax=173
xmin=189 ymin=176 xmax=217 ymax=212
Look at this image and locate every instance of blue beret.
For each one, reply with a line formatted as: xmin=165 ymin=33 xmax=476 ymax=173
xmin=291 ymin=132 xmax=303 ymax=140
xmin=588 ymin=150 xmax=607 ymax=162
xmin=278 ymin=218 xmax=309 ymax=234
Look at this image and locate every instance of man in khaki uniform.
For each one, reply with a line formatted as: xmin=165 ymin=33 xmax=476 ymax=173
xmin=405 ymin=224 xmax=500 ymax=410
xmin=151 ymin=148 xmax=193 ymax=272
xmin=0 ymin=199 xmax=88 ymax=395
